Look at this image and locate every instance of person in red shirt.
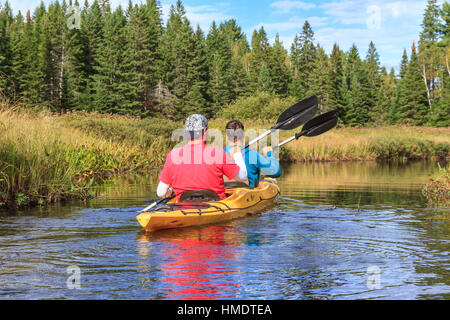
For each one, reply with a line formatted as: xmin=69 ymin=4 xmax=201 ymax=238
xmin=157 ymin=114 xmax=247 ymax=200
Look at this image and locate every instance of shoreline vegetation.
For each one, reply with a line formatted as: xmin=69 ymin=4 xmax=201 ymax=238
xmin=0 ymin=0 xmax=449 ymax=209
xmin=422 ymin=164 xmax=449 ymax=207
xmin=1 ymin=105 xmax=449 ymax=210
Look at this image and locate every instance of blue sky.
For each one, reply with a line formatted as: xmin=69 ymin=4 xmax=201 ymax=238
xmin=2 ymin=0 xmax=442 ymax=71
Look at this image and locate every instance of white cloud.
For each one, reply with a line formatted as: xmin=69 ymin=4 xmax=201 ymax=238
xmin=270 ymin=1 xmax=316 ymax=14
xmin=160 ymin=2 xmax=234 ymax=31
xmin=252 ymin=16 xmax=328 ymax=33
xmin=320 ymin=0 xmax=427 ymax=26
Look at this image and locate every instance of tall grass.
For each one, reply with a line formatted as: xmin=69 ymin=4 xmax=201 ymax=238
xmin=1 ymin=100 xmax=448 ymax=209
xmin=211 ymin=119 xmax=449 ymax=162
xmin=0 ymin=106 xmax=175 ymax=209
xmin=283 ymin=126 xmax=449 ymax=162
xmin=423 ymin=164 xmax=449 ymax=207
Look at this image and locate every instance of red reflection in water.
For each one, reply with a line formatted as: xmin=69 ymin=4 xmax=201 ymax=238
xmin=139 ymin=225 xmax=242 ymax=300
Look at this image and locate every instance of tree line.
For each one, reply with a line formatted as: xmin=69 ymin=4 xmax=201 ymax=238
xmin=0 ymin=0 xmax=448 ymax=126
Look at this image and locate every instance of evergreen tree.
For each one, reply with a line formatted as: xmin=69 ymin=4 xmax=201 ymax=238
xmin=398 ymin=43 xmax=430 ymax=125
xmin=290 ymin=21 xmax=316 ymax=98
xmin=162 ymin=1 xmax=208 ymax=118
xmin=269 ymin=34 xmax=290 ymax=96
xmin=81 ymin=0 xmax=104 ymax=110
xmin=0 ymin=1 xmax=14 ymax=95
xmin=310 ymin=45 xmax=332 ymax=113
xmin=418 ymin=0 xmax=442 ymax=109
xmin=92 ymin=5 xmax=130 ymax=114
xmin=399 ymin=49 xmax=408 ymax=79
xmin=249 ymin=27 xmax=271 ymax=93
xmin=329 ymin=43 xmax=345 ymax=119
xmin=65 ymin=0 xmax=88 ymax=110
xmin=343 ymin=44 xmax=370 ymax=126
xmin=365 ymin=42 xmax=382 ymax=123
xmin=229 ymin=34 xmax=250 ymax=100
xmin=206 ymin=21 xmax=233 ymax=108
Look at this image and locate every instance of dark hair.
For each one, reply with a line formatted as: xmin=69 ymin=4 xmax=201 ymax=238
xmin=226 ymin=120 xmax=245 ymax=143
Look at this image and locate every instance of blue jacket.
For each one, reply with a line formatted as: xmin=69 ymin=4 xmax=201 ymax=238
xmin=225 ymin=145 xmax=282 ymax=188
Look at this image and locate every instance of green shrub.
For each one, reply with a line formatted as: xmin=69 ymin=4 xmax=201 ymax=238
xmin=218 ymin=91 xmax=297 ymax=121
xmin=422 ymin=164 xmax=449 ymax=207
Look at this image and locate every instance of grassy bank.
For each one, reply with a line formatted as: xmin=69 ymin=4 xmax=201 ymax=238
xmin=1 ymin=105 xmax=449 ymax=210
xmin=210 ymin=119 xmax=450 ymax=162
xmin=0 ymin=107 xmax=177 ymax=209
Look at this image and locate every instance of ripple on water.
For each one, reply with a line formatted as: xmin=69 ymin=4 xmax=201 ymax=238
xmin=0 ymin=162 xmax=449 ymax=299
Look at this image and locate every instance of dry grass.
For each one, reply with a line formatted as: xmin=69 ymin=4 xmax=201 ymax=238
xmin=0 ymin=105 xmax=172 ymax=209
xmin=210 ymin=119 xmax=450 ymax=162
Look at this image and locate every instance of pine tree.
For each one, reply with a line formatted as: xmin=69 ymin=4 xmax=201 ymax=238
xmin=418 ymin=0 xmax=443 ymax=110
xmin=290 ymin=21 xmax=316 ymax=98
xmin=440 ymin=2 xmax=450 ymax=46
xmin=399 ymin=49 xmax=408 ymax=79
xmin=249 ymin=27 xmax=271 ymax=93
xmin=65 ymin=0 xmax=88 ymax=110
xmin=9 ymin=10 xmax=25 ymax=97
xmin=365 ymin=42 xmax=382 ymax=123
xmin=162 ymin=1 xmax=208 ymax=118
xmin=269 ymin=34 xmax=290 ymax=96
xmin=343 ymin=44 xmax=370 ymax=126
xmin=310 ymin=45 xmax=332 ymax=113
xmin=206 ymin=21 xmax=233 ymax=108
xmin=0 ymin=1 xmax=14 ymax=96
xmin=374 ymin=67 xmax=396 ymax=126
xmin=329 ymin=43 xmax=345 ymax=119
xmin=398 ymin=43 xmax=430 ymax=125
xmin=121 ymin=2 xmax=163 ymax=115
xmin=81 ymin=0 xmax=104 ymax=111
xmin=229 ymin=34 xmax=250 ymax=100
xmin=92 ymin=5 xmax=130 ymax=114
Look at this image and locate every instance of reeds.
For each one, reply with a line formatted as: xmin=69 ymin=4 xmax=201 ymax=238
xmin=0 ymin=106 xmax=174 ymax=209
xmin=423 ymin=164 xmax=449 ymax=207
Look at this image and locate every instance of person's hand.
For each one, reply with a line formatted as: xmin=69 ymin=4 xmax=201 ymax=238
xmin=164 ymin=187 xmax=175 ymax=198
xmin=262 ymin=146 xmax=273 ymax=157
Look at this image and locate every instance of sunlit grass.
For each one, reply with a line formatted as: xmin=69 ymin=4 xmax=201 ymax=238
xmin=0 ymin=105 xmax=175 ymax=209
xmin=423 ymin=164 xmax=449 ymax=208
xmin=210 ymin=119 xmax=449 ymax=162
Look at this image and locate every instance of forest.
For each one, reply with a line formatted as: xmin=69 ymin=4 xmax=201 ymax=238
xmin=0 ymin=0 xmax=449 ymax=127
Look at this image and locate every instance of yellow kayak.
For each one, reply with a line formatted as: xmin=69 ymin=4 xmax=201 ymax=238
xmin=137 ymin=178 xmax=280 ymax=233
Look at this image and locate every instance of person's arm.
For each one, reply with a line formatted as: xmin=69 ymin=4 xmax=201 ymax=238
xmin=157 ymin=181 xmax=173 ymax=198
xmin=229 ymin=147 xmax=247 ymax=181
xmin=259 ymin=147 xmax=282 ymax=178
xmin=158 ymin=152 xmax=175 ymax=198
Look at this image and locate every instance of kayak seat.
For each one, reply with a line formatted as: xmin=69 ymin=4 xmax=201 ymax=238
xmin=179 ymin=189 xmax=221 ymax=203
xmin=224 ymin=181 xmax=251 ymax=189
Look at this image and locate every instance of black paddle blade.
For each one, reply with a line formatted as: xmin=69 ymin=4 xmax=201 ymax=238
xmin=274 ymin=96 xmax=318 ymax=131
xmin=299 ymin=110 xmax=338 ymax=138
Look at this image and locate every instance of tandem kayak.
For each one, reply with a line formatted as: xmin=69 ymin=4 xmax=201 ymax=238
xmin=136 ymin=178 xmax=280 ymax=233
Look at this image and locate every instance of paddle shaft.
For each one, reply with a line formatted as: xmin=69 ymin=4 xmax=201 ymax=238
xmin=243 ymin=113 xmax=305 ymax=149
xmin=273 ymin=132 xmax=305 ymax=150
xmin=139 ymin=196 xmax=174 ymax=213
xmin=244 ymin=129 xmax=272 ymax=150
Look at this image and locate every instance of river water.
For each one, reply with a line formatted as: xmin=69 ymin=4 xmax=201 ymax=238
xmin=0 ymin=161 xmax=448 ymax=300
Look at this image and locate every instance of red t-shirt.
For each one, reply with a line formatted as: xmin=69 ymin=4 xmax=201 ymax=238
xmin=159 ymin=143 xmax=240 ymax=200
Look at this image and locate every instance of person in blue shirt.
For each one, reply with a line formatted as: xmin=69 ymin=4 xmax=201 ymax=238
xmin=224 ymin=120 xmax=281 ymax=188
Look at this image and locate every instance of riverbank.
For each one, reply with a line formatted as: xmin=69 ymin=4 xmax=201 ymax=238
xmin=209 ymin=119 xmax=449 ymax=162
xmin=0 ymin=107 xmax=177 ymax=209
xmin=1 ymin=107 xmax=449 ymax=209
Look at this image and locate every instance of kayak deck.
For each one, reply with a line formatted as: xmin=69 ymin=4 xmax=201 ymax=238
xmin=137 ymin=179 xmax=280 ymax=232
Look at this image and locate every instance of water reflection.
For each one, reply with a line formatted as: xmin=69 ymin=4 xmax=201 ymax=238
xmin=136 ymin=226 xmax=244 ymax=300
xmin=0 ymin=161 xmax=448 ymax=299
